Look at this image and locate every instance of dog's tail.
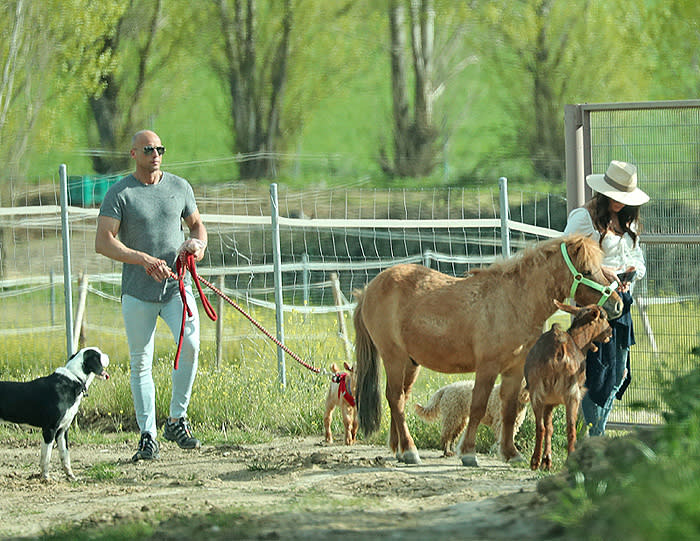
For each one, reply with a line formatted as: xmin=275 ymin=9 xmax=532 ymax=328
xmin=414 ymin=387 xmax=446 ymax=421
xmin=353 ymin=287 xmax=382 ymax=436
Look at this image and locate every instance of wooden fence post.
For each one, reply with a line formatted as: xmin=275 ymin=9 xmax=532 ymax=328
xmin=73 ymin=272 xmax=88 ymax=349
xmin=330 ymin=272 xmax=353 ymax=361
xmin=216 ymin=274 xmax=225 ymax=370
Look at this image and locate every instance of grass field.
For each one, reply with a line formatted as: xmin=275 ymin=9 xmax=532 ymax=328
xmin=1 ymin=288 xmax=693 ymax=470
xmin=3 ymin=281 xmax=700 ymax=540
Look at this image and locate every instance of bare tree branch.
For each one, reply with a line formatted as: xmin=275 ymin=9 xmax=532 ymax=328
xmin=0 ymin=0 xmax=25 ymax=138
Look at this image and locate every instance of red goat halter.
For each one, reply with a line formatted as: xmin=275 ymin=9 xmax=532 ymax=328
xmin=332 ymin=372 xmax=355 ymax=407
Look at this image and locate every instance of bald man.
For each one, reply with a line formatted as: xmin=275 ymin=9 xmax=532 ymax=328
xmin=96 ymin=130 xmax=207 ymax=461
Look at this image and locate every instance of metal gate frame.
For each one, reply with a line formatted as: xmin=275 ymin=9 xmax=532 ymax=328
xmin=565 ymin=99 xmax=700 ymax=428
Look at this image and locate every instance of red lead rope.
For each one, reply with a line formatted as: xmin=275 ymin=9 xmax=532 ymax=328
xmin=173 ymin=252 xmax=217 ymax=370
xmin=171 ymin=252 xmax=321 ymax=374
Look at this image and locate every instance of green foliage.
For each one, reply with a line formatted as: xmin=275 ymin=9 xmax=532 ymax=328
xmin=471 ymin=0 xmax=654 ymax=181
xmin=17 ymin=0 xmax=695 ymax=187
xmin=645 ymin=1 xmax=700 ymax=99
xmin=84 ymin=461 xmax=121 ymax=481
xmin=548 ymin=365 xmax=700 ymax=540
xmin=0 ymin=1 xmax=125 ymax=181
xmin=660 ymin=368 xmax=700 ymax=453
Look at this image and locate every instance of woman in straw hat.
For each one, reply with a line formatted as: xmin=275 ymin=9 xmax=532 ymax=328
xmin=564 ymin=160 xmax=650 ymax=436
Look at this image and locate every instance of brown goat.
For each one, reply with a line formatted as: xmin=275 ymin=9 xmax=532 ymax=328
xmin=524 ymin=300 xmax=612 ymax=471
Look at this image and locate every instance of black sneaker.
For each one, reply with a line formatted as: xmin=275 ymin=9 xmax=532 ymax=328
xmin=132 ymin=432 xmax=160 ymax=462
xmin=163 ymin=417 xmax=201 ymax=449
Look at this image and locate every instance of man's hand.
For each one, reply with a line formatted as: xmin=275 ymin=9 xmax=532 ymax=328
xmin=145 ymin=258 xmax=171 ymax=282
xmin=179 ymin=238 xmax=207 ymax=262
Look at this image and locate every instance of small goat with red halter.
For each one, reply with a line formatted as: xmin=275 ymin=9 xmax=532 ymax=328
xmin=324 ymin=362 xmax=358 ymax=445
xmin=524 ymin=300 xmax=612 ymax=471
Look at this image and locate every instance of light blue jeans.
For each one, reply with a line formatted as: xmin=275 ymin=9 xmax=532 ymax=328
xmin=122 ymin=289 xmax=200 ymax=438
xmin=581 ymin=345 xmax=629 ymax=436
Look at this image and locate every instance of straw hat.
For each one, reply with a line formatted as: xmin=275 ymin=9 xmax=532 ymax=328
xmin=586 ymin=160 xmax=650 ymax=206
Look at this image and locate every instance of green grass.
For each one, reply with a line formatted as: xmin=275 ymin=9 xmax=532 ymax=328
xmin=0 ymin=282 xmax=690 ymax=464
xmin=42 ymin=522 xmax=157 ymax=541
xmin=0 ymin=293 xmax=673 ymax=468
xmin=84 ymin=461 xmax=122 ymax=481
xmin=0 ymin=296 xmax=532 ymax=452
xmin=40 ymin=509 xmax=264 ymax=541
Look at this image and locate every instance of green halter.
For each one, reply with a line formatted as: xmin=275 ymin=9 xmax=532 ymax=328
xmin=560 ymin=242 xmax=617 ymax=307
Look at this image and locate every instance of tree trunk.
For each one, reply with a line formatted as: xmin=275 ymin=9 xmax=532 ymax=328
xmin=89 ymin=68 xmax=129 ymax=174
xmin=87 ymin=1 xmax=162 ymax=174
xmin=219 ymin=0 xmax=292 ymax=180
xmin=411 ymin=0 xmax=434 ymax=131
xmin=387 ymin=0 xmax=411 ymax=175
xmin=529 ymin=0 xmax=564 ymax=180
xmin=382 ymin=0 xmax=438 ymax=178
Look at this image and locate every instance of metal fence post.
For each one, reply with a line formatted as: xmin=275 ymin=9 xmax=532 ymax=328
xmin=302 ymin=252 xmax=310 ymax=308
xmin=270 ymin=183 xmax=286 ymax=389
xmin=422 ymin=250 xmax=432 ymax=268
xmin=498 ymin=177 xmax=511 ymax=258
xmin=330 ymin=272 xmax=353 ymax=360
xmin=59 ymin=164 xmax=75 ymax=356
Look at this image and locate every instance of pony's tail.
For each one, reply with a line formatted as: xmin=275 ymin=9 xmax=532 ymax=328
xmin=413 ymin=387 xmax=445 ymax=422
xmin=353 ymin=287 xmax=382 ymax=436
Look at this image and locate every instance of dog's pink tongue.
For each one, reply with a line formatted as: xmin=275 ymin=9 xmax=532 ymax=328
xmin=102 ymin=371 xmax=110 ymax=380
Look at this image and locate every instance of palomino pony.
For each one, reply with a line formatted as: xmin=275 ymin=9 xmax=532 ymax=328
xmin=353 ymin=234 xmax=623 ymax=466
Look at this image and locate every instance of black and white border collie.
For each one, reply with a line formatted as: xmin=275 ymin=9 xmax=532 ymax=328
xmin=0 ymin=347 xmax=110 ymax=480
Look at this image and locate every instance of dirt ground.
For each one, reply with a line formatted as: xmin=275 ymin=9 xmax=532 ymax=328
xmin=0 ymin=433 xmax=565 ymax=540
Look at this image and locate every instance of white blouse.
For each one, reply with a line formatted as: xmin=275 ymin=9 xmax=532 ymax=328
xmin=563 ymin=207 xmax=646 ymax=282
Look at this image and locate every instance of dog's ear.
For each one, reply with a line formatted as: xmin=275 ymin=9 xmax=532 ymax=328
xmin=344 ymin=361 xmax=353 ymax=372
xmin=82 ymin=350 xmax=100 ymax=373
xmin=81 ymin=349 xmax=107 ymax=375
xmin=330 ymin=363 xmax=340 ymax=373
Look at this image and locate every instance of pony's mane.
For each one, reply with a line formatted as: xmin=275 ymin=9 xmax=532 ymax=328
xmin=566 ymin=234 xmax=604 ymax=269
xmin=484 ymin=234 xmax=601 ymax=276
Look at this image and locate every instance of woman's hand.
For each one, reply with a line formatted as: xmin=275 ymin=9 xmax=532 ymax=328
xmin=615 ymin=266 xmax=637 ymax=293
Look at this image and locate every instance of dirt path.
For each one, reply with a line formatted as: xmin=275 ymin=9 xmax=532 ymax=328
xmin=0 ymin=434 xmax=563 ymax=540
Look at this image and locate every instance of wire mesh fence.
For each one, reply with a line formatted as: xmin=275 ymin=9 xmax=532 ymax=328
xmin=4 ymin=148 xmax=698 ymax=429
xmin=581 ymin=100 xmax=700 ymax=426
xmin=0 ymin=179 xmax=564 ymax=375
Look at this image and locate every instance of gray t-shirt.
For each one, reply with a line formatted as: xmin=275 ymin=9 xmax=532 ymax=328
xmin=99 ymin=172 xmax=198 ymax=302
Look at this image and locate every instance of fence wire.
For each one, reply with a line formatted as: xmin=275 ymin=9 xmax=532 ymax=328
xmin=584 ymin=101 xmax=700 ymax=426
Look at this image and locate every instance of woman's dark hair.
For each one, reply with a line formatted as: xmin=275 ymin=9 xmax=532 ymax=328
xmin=589 ymin=193 xmax=641 ymax=246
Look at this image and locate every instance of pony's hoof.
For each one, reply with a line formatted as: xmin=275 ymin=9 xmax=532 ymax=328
xmin=401 ymin=449 xmax=422 ymax=465
xmin=460 ymin=453 xmax=479 ymax=467
xmin=506 ymin=452 xmax=526 ymax=465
